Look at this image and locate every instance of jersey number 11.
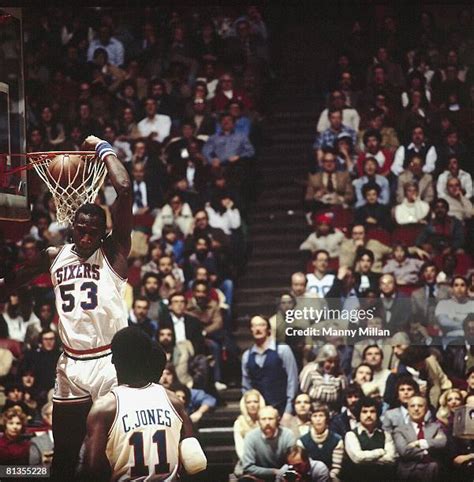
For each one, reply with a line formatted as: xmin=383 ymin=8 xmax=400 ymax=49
xmin=129 ymin=430 xmax=170 ymax=477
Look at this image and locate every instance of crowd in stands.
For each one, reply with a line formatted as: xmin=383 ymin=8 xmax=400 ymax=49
xmin=0 ymin=5 xmax=473 ymax=482
xmin=0 ymin=5 xmax=267 ymax=468
xmin=233 ymin=6 xmax=474 ymax=482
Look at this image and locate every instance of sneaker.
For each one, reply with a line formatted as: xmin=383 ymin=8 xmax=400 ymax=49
xmin=214 ymin=381 xmax=228 ymax=391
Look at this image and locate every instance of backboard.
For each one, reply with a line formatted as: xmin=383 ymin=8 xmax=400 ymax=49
xmin=0 ymin=8 xmax=28 ymax=221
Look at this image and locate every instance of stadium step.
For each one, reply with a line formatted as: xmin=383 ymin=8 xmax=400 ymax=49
xmin=198 ymin=427 xmax=234 ymax=446
xmin=204 ymin=8 xmax=329 ymax=479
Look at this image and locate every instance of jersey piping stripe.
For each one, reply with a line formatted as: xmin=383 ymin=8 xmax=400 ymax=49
xmin=100 ymin=247 xmax=127 ymax=282
xmin=107 ymin=390 xmax=120 ymax=437
xmin=52 ymin=395 xmax=92 ymax=404
xmin=63 ymin=343 xmax=112 ymax=355
xmin=48 ymin=245 xmax=67 ymax=274
xmin=64 ymin=350 xmax=112 ymax=361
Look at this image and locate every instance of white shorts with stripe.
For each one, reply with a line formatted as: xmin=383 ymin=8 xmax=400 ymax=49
xmin=53 ymin=349 xmax=117 ymax=404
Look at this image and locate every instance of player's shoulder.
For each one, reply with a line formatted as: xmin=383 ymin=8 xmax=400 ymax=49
xmin=43 ymin=244 xmax=69 ymax=270
xmin=91 ymin=392 xmax=117 ymax=414
xmin=88 ymin=392 xmax=117 ymax=427
xmin=46 ymin=243 xmax=71 ymax=260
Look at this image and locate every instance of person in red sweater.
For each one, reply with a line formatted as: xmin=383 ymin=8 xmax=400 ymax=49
xmin=212 ymin=73 xmax=253 ymax=113
xmin=0 ymin=407 xmax=30 ymax=464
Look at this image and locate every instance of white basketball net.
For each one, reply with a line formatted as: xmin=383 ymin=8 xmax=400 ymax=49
xmin=28 ymin=152 xmax=107 ymax=226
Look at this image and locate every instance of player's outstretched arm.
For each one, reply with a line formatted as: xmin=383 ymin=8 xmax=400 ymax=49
xmin=167 ymin=390 xmax=208 ymax=476
xmin=82 ymin=393 xmax=116 ymax=481
xmin=83 ymin=135 xmax=133 ymax=257
xmin=0 ymin=247 xmax=56 ymax=300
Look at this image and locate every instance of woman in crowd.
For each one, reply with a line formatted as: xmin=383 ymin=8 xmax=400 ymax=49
xmin=0 ymin=407 xmax=30 ymax=464
xmin=394 ymin=181 xmax=430 ymax=225
xmin=37 ymin=105 xmax=66 ymax=147
xmin=298 ymin=403 xmax=344 ymax=482
xmin=233 ymin=389 xmax=265 ymax=476
xmin=299 ymin=344 xmax=347 ymax=412
xmin=205 ymin=192 xmax=242 ymax=236
xmin=152 ymin=191 xmax=194 ymax=240
xmin=436 ymin=388 xmax=465 ymax=434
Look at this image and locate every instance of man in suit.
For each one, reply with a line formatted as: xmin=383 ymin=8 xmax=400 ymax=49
xmin=160 ymin=292 xmax=206 ymax=356
xmin=305 ymin=149 xmax=354 ymax=213
xmin=383 ymin=376 xmax=429 ymax=433
xmin=411 ymin=261 xmax=450 ymax=328
xmin=393 ymin=395 xmax=447 ymax=481
xmin=131 ymin=160 xmax=161 ymax=215
xmin=29 ymin=402 xmax=54 ymax=466
xmin=378 ymin=273 xmax=411 ymax=333
xmin=444 ymin=313 xmax=474 ymax=380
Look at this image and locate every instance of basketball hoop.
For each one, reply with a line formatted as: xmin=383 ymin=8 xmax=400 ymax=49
xmin=26 ymin=152 xmax=107 ymax=226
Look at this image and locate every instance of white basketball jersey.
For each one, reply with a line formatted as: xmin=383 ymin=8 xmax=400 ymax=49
xmin=106 ymin=383 xmax=182 ymax=481
xmin=50 ymin=243 xmax=128 ymax=353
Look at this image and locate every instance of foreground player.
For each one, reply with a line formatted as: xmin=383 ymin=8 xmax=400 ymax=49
xmin=83 ymin=327 xmax=207 ymax=480
xmin=1 ymin=135 xmax=132 ymax=479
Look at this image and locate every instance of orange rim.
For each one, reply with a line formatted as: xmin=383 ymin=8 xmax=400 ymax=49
xmin=0 ymin=151 xmax=97 ymax=176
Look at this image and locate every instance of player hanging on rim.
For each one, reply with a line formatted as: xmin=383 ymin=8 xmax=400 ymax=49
xmin=83 ymin=326 xmax=207 ymax=481
xmin=0 ymin=135 xmax=132 ymax=480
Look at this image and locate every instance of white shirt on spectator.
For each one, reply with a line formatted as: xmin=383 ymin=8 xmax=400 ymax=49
xmin=440 ymin=194 xmax=473 ymax=222
xmin=299 ymin=230 xmax=345 ymax=257
xmin=151 ymin=203 xmax=193 ymax=240
xmin=3 ymin=312 xmax=40 ymax=343
xmin=137 ymin=114 xmax=172 ymax=143
xmin=344 ymin=424 xmax=396 ymax=464
xmin=436 ymin=170 xmax=472 ymax=199
xmin=394 ymin=198 xmax=430 ymax=225
xmin=391 ymin=143 xmax=437 ymax=175
xmin=205 ymin=206 xmax=241 ymax=235
xmin=132 ymin=180 xmax=148 ymax=214
xmin=113 ymin=139 xmax=133 ymax=163
xmin=171 ymin=314 xmax=186 ymax=343
xmin=305 ymin=273 xmax=335 ymax=297
xmin=317 ymin=107 xmax=360 ymax=133
xmin=87 ymin=37 xmax=124 ymax=66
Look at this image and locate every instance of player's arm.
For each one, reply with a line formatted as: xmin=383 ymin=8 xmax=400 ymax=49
xmin=167 ymin=389 xmax=207 ymax=475
xmin=0 ymin=247 xmax=57 ymax=299
xmin=82 ymin=393 xmax=116 ymax=481
xmin=83 ymin=135 xmax=133 ymax=257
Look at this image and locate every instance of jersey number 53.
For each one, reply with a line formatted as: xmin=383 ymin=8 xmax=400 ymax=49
xmin=59 ymin=281 xmax=98 ymax=312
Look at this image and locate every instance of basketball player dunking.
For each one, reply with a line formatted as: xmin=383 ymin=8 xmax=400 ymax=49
xmin=83 ymin=327 xmax=207 ymax=481
xmin=1 ymin=135 xmax=132 ymax=480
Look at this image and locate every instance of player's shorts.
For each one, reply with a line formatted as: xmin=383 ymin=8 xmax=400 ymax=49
xmin=53 ymin=349 xmax=117 ymax=404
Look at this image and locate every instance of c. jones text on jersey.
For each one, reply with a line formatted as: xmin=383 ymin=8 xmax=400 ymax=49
xmin=122 ymin=409 xmax=172 ymax=433
xmin=55 ymin=263 xmax=100 ymax=284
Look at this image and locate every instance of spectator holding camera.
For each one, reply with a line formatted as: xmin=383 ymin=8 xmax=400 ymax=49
xmin=276 ymin=445 xmax=330 ymax=482
xmin=241 ymin=405 xmax=296 ymax=480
